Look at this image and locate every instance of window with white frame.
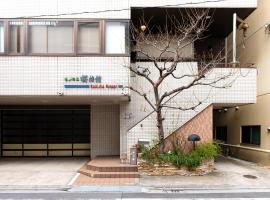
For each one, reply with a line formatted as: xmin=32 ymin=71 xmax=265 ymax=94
xmin=28 ymin=21 xmax=74 ymax=54
xmin=105 ymin=21 xmax=129 ymax=54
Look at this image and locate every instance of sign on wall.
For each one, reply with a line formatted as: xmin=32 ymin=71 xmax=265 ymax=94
xmin=64 ymin=75 xmax=124 ymax=89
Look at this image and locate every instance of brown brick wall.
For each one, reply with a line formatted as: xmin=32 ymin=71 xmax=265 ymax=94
xmin=164 ymin=105 xmax=213 ymax=153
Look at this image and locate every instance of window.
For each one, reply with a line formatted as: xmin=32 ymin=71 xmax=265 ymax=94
xmin=9 ymin=21 xmax=24 ymax=54
xmin=241 ymin=125 xmax=261 ymax=145
xmin=28 ymin=21 xmax=74 ymax=54
xmin=0 ymin=22 xmax=4 ymax=53
xmin=215 ymin=126 xmax=227 ymax=142
xmin=105 ymin=21 xmax=129 ymax=54
xmin=3 ymin=19 xmax=130 ymax=56
xmin=78 ymin=22 xmax=100 ymax=54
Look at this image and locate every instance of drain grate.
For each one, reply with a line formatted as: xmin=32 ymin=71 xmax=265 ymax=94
xmin=243 ymin=174 xmax=258 ymax=179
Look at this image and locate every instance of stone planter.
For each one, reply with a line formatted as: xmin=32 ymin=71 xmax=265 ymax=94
xmin=138 ymin=159 xmax=214 ymax=176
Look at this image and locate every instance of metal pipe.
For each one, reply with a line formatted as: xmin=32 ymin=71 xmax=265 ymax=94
xmin=225 ymin=37 xmax=228 ymax=67
xmin=232 ymin=13 xmax=237 ymax=63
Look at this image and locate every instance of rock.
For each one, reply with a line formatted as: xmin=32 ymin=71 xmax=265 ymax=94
xmin=139 ymin=160 xmax=215 ymax=176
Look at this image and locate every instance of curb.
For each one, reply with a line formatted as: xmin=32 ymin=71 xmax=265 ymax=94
xmin=0 ymin=185 xmax=71 ymax=192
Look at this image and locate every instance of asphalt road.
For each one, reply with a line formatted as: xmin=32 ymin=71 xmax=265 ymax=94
xmin=0 ymin=191 xmax=270 ymax=199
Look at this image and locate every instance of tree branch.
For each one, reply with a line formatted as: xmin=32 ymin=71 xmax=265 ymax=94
xmin=128 ymin=86 xmax=156 ymax=111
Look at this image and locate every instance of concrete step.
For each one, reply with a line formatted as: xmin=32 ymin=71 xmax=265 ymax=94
xmin=87 ymin=164 xmax=138 ymax=172
xmin=86 ymin=157 xmax=138 ymax=172
xmin=79 ymin=165 xmax=140 ymax=178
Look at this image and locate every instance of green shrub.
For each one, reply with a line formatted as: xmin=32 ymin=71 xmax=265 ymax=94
xmin=141 ymin=146 xmax=159 ymax=164
xmin=140 ymin=143 xmax=220 ymax=170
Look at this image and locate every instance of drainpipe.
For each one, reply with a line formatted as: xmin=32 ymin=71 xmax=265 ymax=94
xmin=225 ymin=37 xmax=228 ymax=67
xmin=232 ymin=13 xmax=237 ymax=64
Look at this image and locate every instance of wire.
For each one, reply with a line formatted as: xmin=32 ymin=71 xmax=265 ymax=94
xmin=15 ymin=0 xmax=227 ymax=18
xmin=227 ymin=22 xmax=268 ymax=59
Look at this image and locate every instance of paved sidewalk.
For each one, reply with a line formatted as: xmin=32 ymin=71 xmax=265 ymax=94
xmin=0 ymin=157 xmax=88 ymax=187
xmin=73 ymin=173 xmax=139 ymax=185
xmin=139 ymin=156 xmax=270 ymax=189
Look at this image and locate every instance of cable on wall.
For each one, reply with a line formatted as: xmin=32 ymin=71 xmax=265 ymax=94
xmin=14 ymin=0 xmax=228 ymax=18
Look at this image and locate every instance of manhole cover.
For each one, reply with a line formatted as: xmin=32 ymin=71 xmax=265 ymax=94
xmin=243 ymin=174 xmax=258 ymax=179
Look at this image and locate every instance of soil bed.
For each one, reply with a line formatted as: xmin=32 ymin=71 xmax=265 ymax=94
xmin=138 ymin=159 xmax=214 ymax=176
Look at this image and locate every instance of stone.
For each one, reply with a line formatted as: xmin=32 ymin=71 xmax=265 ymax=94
xmin=138 ymin=159 xmax=215 ymax=176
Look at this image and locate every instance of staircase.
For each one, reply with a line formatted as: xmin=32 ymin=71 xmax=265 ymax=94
xmin=78 ymin=156 xmax=139 ymax=178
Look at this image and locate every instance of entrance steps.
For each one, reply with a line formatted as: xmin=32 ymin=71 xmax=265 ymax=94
xmin=78 ymin=156 xmax=139 ymax=178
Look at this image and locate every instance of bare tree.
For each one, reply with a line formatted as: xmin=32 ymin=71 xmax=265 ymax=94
xmin=128 ymin=8 xmax=233 ymax=154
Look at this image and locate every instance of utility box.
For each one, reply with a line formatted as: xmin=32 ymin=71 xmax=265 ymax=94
xmin=130 ymin=147 xmax=137 ymax=165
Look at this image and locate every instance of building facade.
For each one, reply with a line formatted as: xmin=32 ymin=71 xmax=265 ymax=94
xmin=214 ymin=0 xmax=270 ymax=165
xmin=0 ymin=0 xmax=257 ymax=161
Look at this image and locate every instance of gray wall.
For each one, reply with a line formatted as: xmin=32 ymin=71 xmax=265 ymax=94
xmin=91 ymin=105 xmax=120 ymax=158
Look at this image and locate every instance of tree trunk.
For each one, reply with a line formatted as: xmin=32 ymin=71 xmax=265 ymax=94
xmin=153 ymin=86 xmax=165 ymax=154
xmin=156 ymin=109 xmax=165 ymax=154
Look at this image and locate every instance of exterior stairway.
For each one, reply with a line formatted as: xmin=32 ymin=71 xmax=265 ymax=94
xmin=78 ymin=156 xmax=139 ymax=178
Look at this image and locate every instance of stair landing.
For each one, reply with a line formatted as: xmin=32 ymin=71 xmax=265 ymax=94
xmin=78 ymin=156 xmax=139 ymax=178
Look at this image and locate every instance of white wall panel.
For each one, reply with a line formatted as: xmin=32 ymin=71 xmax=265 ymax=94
xmin=0 ymin=0 xmax=130 ymax=19
xmin=131 ymin=0 xmax=257 ymax=8
xmin=120 ymin=62 xmax=257 ymax=158
xmin=0 ymin=57 xmax=129 ymax=96
xmin=0 ymin=0 xmax=256 ymax=19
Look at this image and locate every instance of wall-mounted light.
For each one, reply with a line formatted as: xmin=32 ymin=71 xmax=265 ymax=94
xmin=265 ymin=23 xmax=270 ymax=34
xmin=224 ymin=108 xmax=228 ymax=112
xmin=57 ymin=92 xmax=64 ymax=96
xmin=140 ymin=25 xmax=147 ymax=32
xmin=235 ymin=106 xmax=239 ymax=111
xmin=267 ymin=126 xmax=270 ymax=132
xmin=124 ymin=112 xmax=132 ymax=119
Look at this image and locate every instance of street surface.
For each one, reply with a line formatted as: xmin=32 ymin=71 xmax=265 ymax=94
xmin=0 ymin=190 xmax=270 ymax=199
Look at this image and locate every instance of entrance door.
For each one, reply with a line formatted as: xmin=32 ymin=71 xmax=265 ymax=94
xmin=0 ymin=107 xmax=90 ymax=157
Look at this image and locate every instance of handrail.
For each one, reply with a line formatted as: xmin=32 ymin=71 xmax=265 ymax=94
xmin=218 ymin=143 xmax=270 ymax=154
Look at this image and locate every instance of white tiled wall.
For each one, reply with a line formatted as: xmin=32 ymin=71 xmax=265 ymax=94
xmin=0 ymin=0 xmax=130 ymax=19
xmin=131 ymin=0 xmax=257 ymax=8
xmin=120 ymin=62 xmax=257 ymax=158
xmin=0 ymin=0 xmax=258 ymax=159
xmin=0 ymin=56 xmax=129 ymax=96
xmin=0 ymin=0 xmax=257 ymax=19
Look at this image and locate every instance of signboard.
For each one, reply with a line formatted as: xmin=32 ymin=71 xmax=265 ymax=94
xmin=64 ymin=75 xmax=124 ymax=89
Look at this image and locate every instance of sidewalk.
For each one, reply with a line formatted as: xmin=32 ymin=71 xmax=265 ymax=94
xmin=1 ymin=156 xmax=270 ymax=193
xmin=139 ymin=156 xmax=270 ymax=190
xmin=0 ymin=157 xmax=88 ymax=189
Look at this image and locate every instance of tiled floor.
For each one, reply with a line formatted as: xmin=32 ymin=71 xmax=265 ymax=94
xmin=74 ymin=156 xmax=139 ymax=185
xmin=88 ymin=156 xmax=131 ymax=167
xmin=73 ymin=174 xmax=139 ymax=185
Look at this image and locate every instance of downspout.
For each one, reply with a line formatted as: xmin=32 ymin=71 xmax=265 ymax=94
xmin=232 ymin=13 xmax=237 ymax=64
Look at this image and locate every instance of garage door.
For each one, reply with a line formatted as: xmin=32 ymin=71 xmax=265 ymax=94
xmin=0 ymin=108 xmax=90 ymax=157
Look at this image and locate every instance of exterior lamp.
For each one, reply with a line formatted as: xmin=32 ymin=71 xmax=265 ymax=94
xmin=187 ymin=134 xmax=201 ymax=150
xmin=140 ymin=25 xmax=146 ymax=32
xmin=265 ymin=23 xmax=270 ymax=34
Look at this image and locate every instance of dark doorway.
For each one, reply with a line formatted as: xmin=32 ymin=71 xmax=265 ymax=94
xmin=0 ymin=106 xmax=90 ymax=157
xmin=215 ymin=126 xmax=228 ymax=143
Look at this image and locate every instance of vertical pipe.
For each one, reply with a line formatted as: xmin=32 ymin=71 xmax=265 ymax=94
xmin=232 ymin=13 xmax=237 ymax=63
xmin=225 ymin=37 xmax=228 ymax=67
